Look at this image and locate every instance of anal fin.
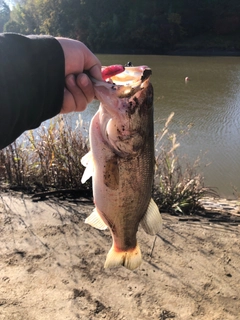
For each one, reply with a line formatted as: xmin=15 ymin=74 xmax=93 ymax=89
xmin=140 ymin=198 xmax=162 ymax=235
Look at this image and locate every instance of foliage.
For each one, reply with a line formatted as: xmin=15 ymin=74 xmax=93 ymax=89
xmin=0 ymin=112 xmax=213 ymax=215
xmin=2 ymin=0 xmax=240 ymax=53
xmin=0 ymin=1 xmax=10 ymax=32
xmin=154 ymin=113 xmax=217 ymax=215
xmin=0 ymin=115 xmax=90 ymax=192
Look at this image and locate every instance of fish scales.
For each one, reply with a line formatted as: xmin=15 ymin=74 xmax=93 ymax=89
xmin=81 ymin=65 xmax=162 ymax=270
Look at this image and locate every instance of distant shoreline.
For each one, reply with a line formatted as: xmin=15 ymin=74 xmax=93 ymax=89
xmin=167 ymin=48 xmax=240 ymax=57
xmin=96 ymin=48 xmax=240 ymax=57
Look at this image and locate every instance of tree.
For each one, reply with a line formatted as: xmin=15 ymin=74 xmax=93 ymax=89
xmin=3 ymin=0 xmax=240 ymax=53
xmin=0 ymin=1 xmax=10 ymax=32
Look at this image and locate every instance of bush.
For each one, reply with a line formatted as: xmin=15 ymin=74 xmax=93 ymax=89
xmin=0 ymin=115 xmax=90 ymax=192
xmin=153 ymin=112 xmax=216 ymax=215
xmin=0 ymin=112 xmax=215 ymax=214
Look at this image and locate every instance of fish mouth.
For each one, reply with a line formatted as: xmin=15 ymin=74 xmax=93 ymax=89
xmin=107 ymin=66 xmax=152 ymax=98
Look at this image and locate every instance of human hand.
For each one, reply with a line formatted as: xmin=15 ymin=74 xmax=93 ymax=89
xmin=56 ymin=38 xmax=102 ymax=113
xmin=61 ymin=73 xmax=95 ymax=113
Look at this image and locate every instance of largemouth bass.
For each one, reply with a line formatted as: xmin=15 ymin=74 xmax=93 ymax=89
xmin=81 ymin=65 xmax=162 ymax=270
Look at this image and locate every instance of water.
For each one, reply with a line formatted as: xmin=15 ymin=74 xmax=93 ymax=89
xmin=69 ymin=54 xmax=240 ymax=198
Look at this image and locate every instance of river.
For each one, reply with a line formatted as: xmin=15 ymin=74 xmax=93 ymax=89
xmin=69 ymin=54 xmax=240 ymax=198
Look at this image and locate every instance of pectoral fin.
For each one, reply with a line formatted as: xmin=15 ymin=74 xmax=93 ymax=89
xmin=81 ymin=151 xmax=94 ymax=183
xmin=85 ymin=208 xmax=108 ymax=230
xmin=140 ymin=198 xmax=162 ymax=235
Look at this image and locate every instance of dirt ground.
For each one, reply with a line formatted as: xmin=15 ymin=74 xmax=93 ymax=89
xmin=0 ymin=192 xmax=239 ymax=320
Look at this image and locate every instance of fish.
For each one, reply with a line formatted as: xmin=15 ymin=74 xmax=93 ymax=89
xmin=81 ymin=65 xmax=162 ymax=270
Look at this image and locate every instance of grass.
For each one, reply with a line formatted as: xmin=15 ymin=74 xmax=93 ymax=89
xmin=0 ymin=113 xmax=214 ymax=214
xmin=0 ymin=115 xmax=90 ymax=193
xmin=153 ymin=113 xmax=217 ymax=215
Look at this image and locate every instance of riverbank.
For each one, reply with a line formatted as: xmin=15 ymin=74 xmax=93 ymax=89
xmin=167 ymin=34 xmax=240 ymax=56
xmin=96 ymin=34 xmax=240 ymax=57
xmin=167 ymin=48 xmax=240 ymax=56
xmin=0 ymin=192 xmax=239 ymax=320
xmin=96 ymin=47 xmax=240 ymax=56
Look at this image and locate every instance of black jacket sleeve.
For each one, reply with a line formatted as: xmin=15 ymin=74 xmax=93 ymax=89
xmin=0 ymin=33 xmax=65 ymax=149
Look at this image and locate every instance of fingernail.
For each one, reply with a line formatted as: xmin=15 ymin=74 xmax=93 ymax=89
xmin=67 ymin=74 xmax=75 ymax=86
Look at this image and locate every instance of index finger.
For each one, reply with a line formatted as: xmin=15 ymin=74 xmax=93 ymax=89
xmin=83 ymin=46 xmax=102 ymax=81
xmin=88 ymin=63 xmax=103 ymax=81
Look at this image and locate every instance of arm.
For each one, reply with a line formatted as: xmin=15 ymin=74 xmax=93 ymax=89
xmin=0 ymin=33 xmax=65 ymax=149
xmin=0 ymin=33 xmax=102 ymax=150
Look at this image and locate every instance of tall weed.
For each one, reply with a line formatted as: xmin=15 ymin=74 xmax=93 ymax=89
xmin=0 ymin=113 xmax=214 ymax=214
xmin=154 ymin=112 xmax=216 ymax=214
xmin=0 ymin=115 xmax=89 ymax=192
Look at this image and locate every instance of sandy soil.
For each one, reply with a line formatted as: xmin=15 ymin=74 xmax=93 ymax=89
xmin=0 ymin=193 xmax=240 ymax=320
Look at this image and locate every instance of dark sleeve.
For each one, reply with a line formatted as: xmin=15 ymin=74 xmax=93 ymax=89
xmin=0 ymin=33 xmax=65 ymax=149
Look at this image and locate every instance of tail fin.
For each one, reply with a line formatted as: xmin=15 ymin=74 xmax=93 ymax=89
xmin=104 ymin=244 xmax=142 ymax=270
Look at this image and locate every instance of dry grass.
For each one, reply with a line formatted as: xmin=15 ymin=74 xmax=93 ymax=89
xmin=0 ymin=115 xmax=89 ymax=193
xmin=0 ymin=113 xmax=213 ymax=214
xmin=154 ymin=112 xmax=217 ymax=215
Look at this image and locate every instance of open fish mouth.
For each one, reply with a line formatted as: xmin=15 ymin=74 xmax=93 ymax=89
xmin=102 ymin=65 xmax=152 ymax=98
